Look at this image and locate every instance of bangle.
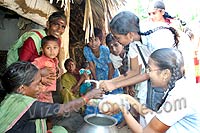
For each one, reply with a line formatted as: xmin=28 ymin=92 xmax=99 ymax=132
xmin=81 ymin=95 xmax=89 ymax=104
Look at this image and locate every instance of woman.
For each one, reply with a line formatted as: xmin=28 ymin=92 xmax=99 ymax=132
xmin=100 ymin=11 xmax=184 ymax=112
xmin=99 ymin=48 xmax=200 ymax=132
xmin=61 ymin=58 xmax=83 ymax=103
xmin=0 ymin=61 xmax=103 ymax=133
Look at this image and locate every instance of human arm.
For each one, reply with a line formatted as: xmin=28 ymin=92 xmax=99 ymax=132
xmin=105 ymin=55 xmax=141 ymax=83
xmin=88 ymin=61 xmax=97 ymax=80
xmin=72 ymin=73 xmax=87 ymax=94
xmin=28 ymin=88 xmax=104 ymax=119
xmin=40 ymin=67 xmax=56 ymax=86
xmin=56 ymin=66 xmax=64 ymax=79
xmin=108 ymin=62 xmax=115 ymax=80
xmin=144 ymin=117 xmax=170 ymax=133
xmin=83 ymin=46 xmax=97 ymax=80
xmin=100 ymin=73 xmax=149 ymax=91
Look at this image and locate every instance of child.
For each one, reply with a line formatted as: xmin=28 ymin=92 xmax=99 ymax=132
xmin=83 ymin=28 xmax=124 ymax=125
xmin=32 ymin=35 xmax=62 ymax=103
xmin=79 ymin=61 xmax=92 ymax=96
xmin=61 ymin=58 xmax=81 ymax=103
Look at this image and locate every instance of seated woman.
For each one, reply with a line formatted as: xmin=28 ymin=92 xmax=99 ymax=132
xmin=0 ymin=61 xmax=104 ymax=133
xmin=99 ymin=48 xmax=200 ymax=132
xmin=61 ymin=58 xmax=83 ymax=103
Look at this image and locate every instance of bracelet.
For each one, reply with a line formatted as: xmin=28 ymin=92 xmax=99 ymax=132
xmin=81 ymin=95 xmax=89 ymax=104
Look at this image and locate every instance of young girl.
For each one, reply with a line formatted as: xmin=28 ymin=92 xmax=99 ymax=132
xmin=99 ymin=48 xmax=200 ymax=133
xmin=83 ymin=28 xmax=124 ymax=125
xmin=32 ymin=35 xmax=62 ymax=103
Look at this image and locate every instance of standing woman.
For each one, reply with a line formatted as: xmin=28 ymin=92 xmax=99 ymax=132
xmin=109 ymin=11 xmax=149 ymax=106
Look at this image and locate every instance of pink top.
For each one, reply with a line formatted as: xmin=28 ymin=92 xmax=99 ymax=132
xmin=32 ymin=55 xmax=59 ymax=103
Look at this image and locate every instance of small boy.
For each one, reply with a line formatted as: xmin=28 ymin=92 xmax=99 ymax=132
xmin=32 ymin=35 xmax=62 ymax=103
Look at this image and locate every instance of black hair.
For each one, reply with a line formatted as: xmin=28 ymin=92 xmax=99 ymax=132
xmin=41 ymin=35 xmax=59 ymax=48
xmin=64 ymin=58 xmax=75 ymax=70
xmin=94 ymin=27 xmax=103 ymax=42
xmin=81 ymin=61 xmax=89 ymax=69
xmin=105 ymin=33 xmax=116 ymax=45
xmin=150 ymin=48 xmax=184 ymax=109
xmin=110 ymin=11 xmax=179 ymax=48
xmin=110 ymin=11 xmax=140 ymax=35
xmin=1 ymin=61 xmax=38 ymax=99
xmin=140 ymin=26 xmax=180 ymax=48
xmin=48 ymin=11 xmax=67 ymax=24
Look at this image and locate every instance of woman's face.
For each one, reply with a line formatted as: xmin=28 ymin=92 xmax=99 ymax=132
xmin=21 ymin=71 xmax=42 ymax=98
xmin=108 ymin=41 xmax=123 ymax=56
xmin=148 ymin=9 xmax=165 ymax=22
xmin=147 ymin=58 xmax=169 ymax=89
xmin=66 ymin=61 xmax=76 ymax=73
xmin=47 ymin=18 xmax=66 ymax=38
xmin=112 ymin=32 xmax=140 ymax=46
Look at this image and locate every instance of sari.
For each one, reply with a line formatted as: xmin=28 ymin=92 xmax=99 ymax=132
xmin=0 ymin=93 xmax=67 ymax=133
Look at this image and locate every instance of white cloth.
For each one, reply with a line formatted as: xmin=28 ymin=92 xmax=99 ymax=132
xmin=109 ymin=53 xmax=122 ymax=69
xmin=155 ymin=78 xmax=200 ymax=132
xmin=140 ymin=21 xmax=175 ymax=53
xmin=128 ymin=42 xmax=148 ymax=104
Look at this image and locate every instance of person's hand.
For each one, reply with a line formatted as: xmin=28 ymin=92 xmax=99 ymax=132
xmin=85 ymin=88 xmax=105 ymax=100
xmin=124 ymin=86 xmax=135 ymax=97
xmin=72 ymin=85 xmax=79 ymax=95
xmin=99 ymin=80 xmax=116 ymax=92
xmin=56 ymin=67 xmax=64 ymax=79
xmin=40 ymin=67 xmax=55 ymax=77
xmin=40 ymin=67 xmax=56 ymax=86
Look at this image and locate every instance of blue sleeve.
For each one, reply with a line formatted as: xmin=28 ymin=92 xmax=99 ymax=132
xmin=101 ymin=45 xmax=111 ymax=64
xmin=83 ymin=46 xmax=93 ymax=62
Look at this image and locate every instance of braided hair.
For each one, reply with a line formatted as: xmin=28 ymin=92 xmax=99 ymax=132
xmin=150 ymin=48 xmax=184 ymax=108
xmin=139 ymin=26 xmax=180 ymax=48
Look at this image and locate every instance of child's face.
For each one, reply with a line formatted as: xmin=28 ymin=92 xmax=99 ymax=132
xmin=42 ymin=40 xmax=59 ymax=59
xmin=108 ymin=41 xmax=123 ymax=56
xmin=66 ymin=61 xmax=76 ymax=73
xmin=88 ymin=37 xmax=101 ymax=50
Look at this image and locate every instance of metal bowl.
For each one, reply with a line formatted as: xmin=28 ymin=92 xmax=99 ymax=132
xmin=77 ymin=114 xmax=118 ymax=133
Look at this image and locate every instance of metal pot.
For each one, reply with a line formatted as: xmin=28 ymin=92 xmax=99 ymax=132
xmin=77 ymin=114 xmax=118 ymax=133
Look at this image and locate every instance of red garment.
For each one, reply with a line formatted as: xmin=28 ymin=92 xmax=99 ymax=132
xmin=19 ymin=37 xmax=61 ymax=62
xmin=19 ymin=37 xmax=40 ymax=62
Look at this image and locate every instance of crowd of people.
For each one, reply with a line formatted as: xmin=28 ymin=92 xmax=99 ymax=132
xmin=1 ymin=0 xmax=200 ymax=133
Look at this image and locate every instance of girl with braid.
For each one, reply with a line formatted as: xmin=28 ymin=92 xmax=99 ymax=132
xmin=99 ymin=11 xmax=183 ymax=126
xmin=99 ymin=48 xmax=200 ymax=133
